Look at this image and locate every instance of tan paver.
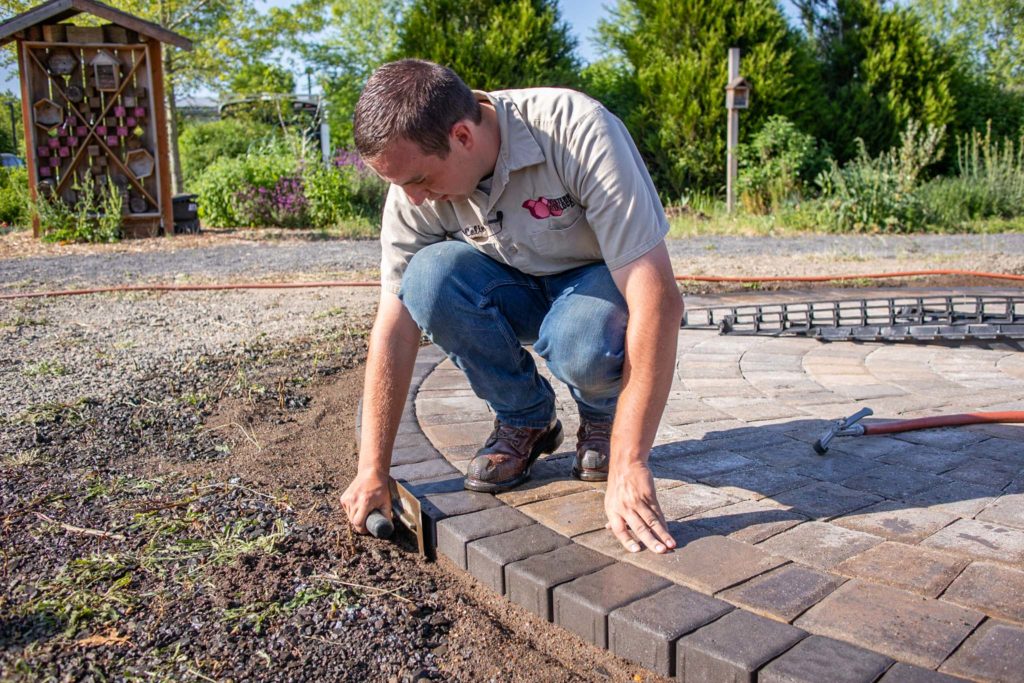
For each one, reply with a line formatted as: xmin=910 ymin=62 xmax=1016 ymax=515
xmin=939 ymin=619 xmax=1024 ymax=683
xmin=921 ymin=519 xmax=1024 ymax=564
xmin=686 ymin=499 xmax=806 ymax=544
xmin=976 ymin=493 xmax=1024 ymax=531
xmin=832 ymin=500 xmax=958 ymax=543
xmin=942 ymin=562 xmax=1024 ymax=625
xmin=757 ymin=521 xmax=884 ymax=570
xmin=519 ymin=490 xmax=607 ymax=538
xmin=796 ymin=580 xmax=984 ymax=669
xmin=625 ymin=535 xmax=787 ymax=594
xmin=834 ymin=542 xmax=968 ymax=598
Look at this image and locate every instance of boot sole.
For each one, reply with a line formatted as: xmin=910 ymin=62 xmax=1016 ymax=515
xmin=464 ymin=421 xmax=564 ymax=494
xmin=570 ymin=464 xmax=608 ymax=482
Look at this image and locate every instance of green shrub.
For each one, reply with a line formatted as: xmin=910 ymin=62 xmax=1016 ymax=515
xmin=811 ymin=120 xmax=944 ymax=232
xmin=305 ymin=154 xmax=387 ymax=230
xmin=192 ymin=139 xmax=300 ymax=227
xmin=35 ymin=180 xmax=122 ymax=243
xmin=179 ymin=118 xmax=277 ymax=188
xmin=0 ymin=168 xmax=29 ymax=227
xmin=737 ymin=116 xmax=826 ymax=213
xmin=918 ymin=126 xmax=1024 ymax=227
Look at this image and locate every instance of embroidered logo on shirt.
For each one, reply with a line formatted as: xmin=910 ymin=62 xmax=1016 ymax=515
xmin=522 ymin=194 xmax=576 ymax=219
xmin=462 ymin=224 xmax=488 ymax=239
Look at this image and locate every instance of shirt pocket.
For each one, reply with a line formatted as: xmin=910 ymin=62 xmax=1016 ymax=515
xmin=528 ymin=211 xmax=602 ymax=263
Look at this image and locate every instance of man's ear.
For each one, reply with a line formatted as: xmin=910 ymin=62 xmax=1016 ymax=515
xmin=450 ymin=121 xmax=473 ymax=150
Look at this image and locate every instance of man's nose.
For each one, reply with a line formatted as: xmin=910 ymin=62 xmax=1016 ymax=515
xmin=404 ymin=187 xmax=427 ymax=206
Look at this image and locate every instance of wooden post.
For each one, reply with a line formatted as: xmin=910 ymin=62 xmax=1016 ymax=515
xmin=147 ymin=38 xmax=173 ymax=236
xmin=17 ymin=39 xmax=39 ymax=237
xmin=726 ymin=47 xmax=740 ymax=214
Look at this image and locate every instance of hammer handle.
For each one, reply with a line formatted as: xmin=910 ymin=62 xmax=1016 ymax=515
xmin=366 ymin=509 xmax=394 ymax=539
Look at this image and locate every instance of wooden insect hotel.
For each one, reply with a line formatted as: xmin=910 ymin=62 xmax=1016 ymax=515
xmin=0 ymin=0 xmax=192 ymax=237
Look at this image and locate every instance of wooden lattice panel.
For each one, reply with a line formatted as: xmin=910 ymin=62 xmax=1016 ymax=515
xmin=23 ymin=38 xmax=160 ymax=218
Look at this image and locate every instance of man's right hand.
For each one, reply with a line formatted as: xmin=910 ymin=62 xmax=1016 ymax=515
xmin=340 ymin=469 xmax=392 ymax=534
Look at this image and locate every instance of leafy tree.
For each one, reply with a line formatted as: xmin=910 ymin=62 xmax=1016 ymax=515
xmin=228 ymin=62 xmax=296 ymax=96
xmin=597 ymin=0 xmax=819 ymax=198
xmin=393 ymin=0 xmax=579 ymax=91
xmin=803 ymin=0 xmax=957 ymax=162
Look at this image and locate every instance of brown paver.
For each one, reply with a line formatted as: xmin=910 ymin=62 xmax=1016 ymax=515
xmin=494 ymin=456 xmax=596 ymax=506
xmin=834 ymin=542 xmax=968 ymax=598
xmin=518 ymin=490 xmax=607 ymax=538
xmin=654 ymin=482 xmax=737 ymax=521
xmin=796 ymin=580 xmax=984 ymax=669
xmin=942 ymin=562 xmax=1024 ymax=625
xmin=901 ymin=481 xmax=1002 ymax=518
xmin=757 ymin=522 xmax=884 ymax=570
xmin=626 ymin=535 xmax=787 ymax=593
xmin=976 ymin=493 xmax=1024 ymax=531
xmin=832 ymin=500 xmax=959 ymax=543
xmin=939 ymin=619 xmax=1024 ymax=683
xmin=686 ymin=499 xmax=806 ymax=544
xmin=920 ymin=519 xmax=1024 ymax=563
xmin=718 ymin=564 xmax=845 ymax=623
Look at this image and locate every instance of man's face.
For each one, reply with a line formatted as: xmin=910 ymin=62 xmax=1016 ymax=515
xmin=367 ymin=132 xmax=480 ymax=206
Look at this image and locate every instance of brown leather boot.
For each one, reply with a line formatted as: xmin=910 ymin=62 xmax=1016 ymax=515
xmin=571 ymin=419 xmax=612 ymax=481
xmin=464 ymin=419 xmax=563 ymax=493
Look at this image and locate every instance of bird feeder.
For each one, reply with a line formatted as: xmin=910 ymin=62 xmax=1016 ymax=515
xmin=90 ymin=50 xmax=120 ymax=92
xmin=725 ymin=76 xmax=751 ymax=110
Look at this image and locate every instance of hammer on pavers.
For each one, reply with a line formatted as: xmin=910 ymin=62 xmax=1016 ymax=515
xmin=365 ymin=476 xmax=426 ymax=556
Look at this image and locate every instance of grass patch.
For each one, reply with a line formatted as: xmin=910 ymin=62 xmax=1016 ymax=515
xmin=222 ymin=583 xmax=351 ymax=635
xmin=8 ymin=398 xmax=93 ymax=429
xmin=21 ymin=360 xmax=69 ymax=377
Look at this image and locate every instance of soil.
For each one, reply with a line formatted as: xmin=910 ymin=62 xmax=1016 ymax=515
xmin=1 ymin=227 xmax=1021 ymax=682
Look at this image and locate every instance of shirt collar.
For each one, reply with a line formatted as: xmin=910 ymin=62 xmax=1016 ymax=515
xmin=475 ymin=90 xmax=545 ymax=179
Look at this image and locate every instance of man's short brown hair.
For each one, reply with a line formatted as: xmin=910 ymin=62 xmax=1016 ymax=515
xmin=354 ymin=59 xmax=483 ymax=160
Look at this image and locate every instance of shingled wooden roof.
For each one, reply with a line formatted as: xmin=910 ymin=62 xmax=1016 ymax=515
xmin=0 ymin=0 xmax=192 ymax=49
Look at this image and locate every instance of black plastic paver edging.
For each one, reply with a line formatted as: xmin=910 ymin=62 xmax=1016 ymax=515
xmin=757 ymin=635 xmax=894 ymax=683
xmin=676 ymin=609 xmax=806 ymax=683
xmin=506 ymin=543 xmax=615 ymax=622
xmin=607 ymin=584 xmax=734 ymax=678
xmin=553 ymin=563 xmax=672 ymax=650
xmin=465 ymin=524 xmax=571 ymax=595
xmin=435 ymin=506 xmax=535 ymax=569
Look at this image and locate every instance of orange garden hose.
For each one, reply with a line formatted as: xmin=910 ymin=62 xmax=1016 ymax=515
xmin=0 ymin=268 xmax=1021 ymax=300
xmin=862 ymin=412 xmax=1024 ymax=435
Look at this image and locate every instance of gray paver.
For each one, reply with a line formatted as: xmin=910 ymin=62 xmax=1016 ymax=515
xmin=795 ymin=580 xmax=983 ymax=669
xmin=772 ymin=482 xmax=882 ymax=520
xmin=939 ymin=619 xmax=1024 ymax=683
xmin=505 ymin=544 xmax=614 ymax=621
xmin=659 ymin=449 xmax=756 ymax=479
xmin=435 ymin=506 xmax=535 ymax=569
xmin=877 ymin=445 xmax=973 ymax=475
xmin=968 ymin=437 xmax=1024 ymax=465
xmin=390 ymin=443 xmax=443 ymax=466
xmin=841 ymin=464 xmax=949 ymax=499
xmin=921 ymin=518 xmax=1024 ymax=563
xmin=901 ymin=481 xmax=1001 ymax=518
xmin=942 ymin=562 xmax=1024 ymax=624
xmin=390 ymin=457 xmax=459 ymax=482
xmin=834 ymin=541 xmax=968 ymax=598
xmin=553 ymin=563 xmax=670 ymax=648
xmin=832 ymin=500 xmax=958 ymax=544
xmin=718 ymin=564 xmax=845 ymax=623
xmin=655 ymin=482 xmax=737 ymax=520
xmin=699 ymin=465 xmax=812 ymax=500
xmin=687 ymin=499 xmax=806 ymax=544
xmin=792 ymin=453 xmax=880 ymax=484
xmin=757 ymin=522 xmax=884 ymax=570
xmin=893 ymin=428 xmax=989 ymax=450
xmin=945 ymin=457 xmax=1021 ymax=490
xmin=676 ymin=609 xmax=806 ymax=683
xmin=608 ymin=585 xmax=733 ymax=677
xmin=758 ymin=635 xmax=893 ymax=683
xmin=465 ymin=523 xmax=569 ymax=594
xmin=627 ymin=534 xmax=787 ymax=593
xmin=879 ymin=662 xmax=970 ymax=683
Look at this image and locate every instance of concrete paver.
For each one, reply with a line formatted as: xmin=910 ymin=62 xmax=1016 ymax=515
xmin=944 ymin=457 xmax=1021 ymax=490
xmin=607 ymin=585 xmax=733 ymax=677
xmin=518 ymin=489 xmax=608 ymax=537
xmin=506 ymin=543 xmax=614 ymax=621
xmin=840 ymin=464 xmax=950 ymax=500
xmin=878 ymin=663 xmax=971 ymax=683
xmin=465 ymin=524 xmax=569 ymax=594
xmin=771 ymin=482 xmax=882 ymax=520
xmin=941 ymin=562 xmax=1024 ymax=624
xmin=939 ymin=619 xmax=1024 ymax=683
xmin=757 ymin=522 xmax=884 ymax=570
xmin=900 ymin=481 xmax=1001 ymax=518
xmin=796 ymin=580 xmax=983 ymax=669
xmin=686 ymin=499 xmax=806 ymax=544
xmin=976 ymin=493 xmax=1024 ymax=530
xmin=676 ymin=609 xmax=806 ymax=683
xmin=435 ymin=505 xmax=535 ymax=569
xmin=832 ymin=500 xmax=959 ymax=544
xmin=758 ymin=635 xmax=893 ymax=683
xmin=718 ymin=564 xmax=846 ymax=623
xmin=628 ymin=535 xmax=787 ymax=593
xmin=553 ymin=563 xmax=671 ymax=649
xmin=920 ymin=518 xmax=1024 ymax=563
xmin=699 ymin=465 xmax=813 ymax=500
xmin=834 ymin=541 xmax=968 ymax=598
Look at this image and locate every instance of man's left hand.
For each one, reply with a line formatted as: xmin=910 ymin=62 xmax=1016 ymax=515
xmin=604 ymin=460 xmax=675 ymax=554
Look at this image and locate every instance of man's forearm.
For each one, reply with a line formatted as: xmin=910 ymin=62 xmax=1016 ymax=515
xmin=609 ymin=298 xmax=682 ymax=467
xmin=357 ymin=297 xmax=422 ymax=476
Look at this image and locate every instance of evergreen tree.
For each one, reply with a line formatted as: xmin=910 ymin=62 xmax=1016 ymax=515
xmin=393 ymin=0 xmax=579 ymax=91
xmin=596 ymin=0 xmax=818 ymax=198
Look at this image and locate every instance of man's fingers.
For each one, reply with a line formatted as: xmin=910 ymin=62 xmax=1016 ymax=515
xmin=624 ymin=510 xmax=668 ymax=554
xmin=609 ymin=517 xmax=641 ymax=553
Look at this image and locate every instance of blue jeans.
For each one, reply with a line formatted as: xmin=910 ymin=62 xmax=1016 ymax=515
xmin=400 ymin=241 xmax=628 ymax=428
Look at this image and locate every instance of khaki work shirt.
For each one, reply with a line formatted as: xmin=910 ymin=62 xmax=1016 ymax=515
xmin=379 ymin=88 xmax=669 ymax=295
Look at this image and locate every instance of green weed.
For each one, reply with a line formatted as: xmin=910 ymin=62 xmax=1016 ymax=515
xmin=21 ymin=360 xmax=69 ymax=377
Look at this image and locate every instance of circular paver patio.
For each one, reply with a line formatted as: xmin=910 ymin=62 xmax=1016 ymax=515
xmin=392 ymin=287 xmax=1024 ymax=682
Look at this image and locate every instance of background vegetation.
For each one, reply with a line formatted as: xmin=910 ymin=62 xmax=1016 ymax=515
xmin=1 ymin=0 xmax=1023 ymax=236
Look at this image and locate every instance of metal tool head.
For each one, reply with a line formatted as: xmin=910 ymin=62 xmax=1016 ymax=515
xmin=814 ymin=407 xmax=873 ymax=455
xmin=388 ymin=477 xmax=426 ymax=557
